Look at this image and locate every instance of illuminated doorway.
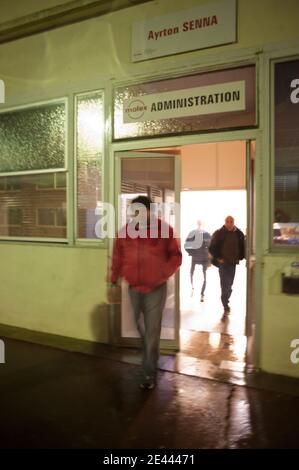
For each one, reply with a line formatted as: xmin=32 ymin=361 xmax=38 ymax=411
xmin=113 ymin=140 xmax=256 ymax=375
xmin=179 ymin=141 xmax=252 ymax=373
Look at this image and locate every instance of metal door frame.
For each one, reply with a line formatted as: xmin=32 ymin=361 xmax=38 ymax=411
xmin=110 ymin=129 xmax=262 ymax=367
xmin=112 ymin=150 xmax=181 ymax=351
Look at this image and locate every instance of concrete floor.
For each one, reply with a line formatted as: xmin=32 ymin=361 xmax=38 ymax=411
xmin=1 ymin=337 xmax=299 ymax=449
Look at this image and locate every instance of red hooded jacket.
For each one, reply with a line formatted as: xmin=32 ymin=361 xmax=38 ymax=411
xmin=110 ymin=219 xmax=182 ymax=293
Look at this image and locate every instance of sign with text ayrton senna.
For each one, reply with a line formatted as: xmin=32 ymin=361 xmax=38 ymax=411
xmin=132 ymin=0 xmax=236 ymax=62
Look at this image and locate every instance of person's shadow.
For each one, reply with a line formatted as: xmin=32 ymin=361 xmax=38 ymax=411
xmin=89 ymin=303 xmax=111 ymax=355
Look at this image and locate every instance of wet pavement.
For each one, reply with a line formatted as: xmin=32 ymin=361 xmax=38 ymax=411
xmin=0 ymin=337 xmax=299 ymax=449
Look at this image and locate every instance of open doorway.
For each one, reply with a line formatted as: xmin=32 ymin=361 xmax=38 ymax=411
xmin=180 ymin=141 xmax=249 ymax=373
xmin=114 ymin=139 xmax=255 ymax=376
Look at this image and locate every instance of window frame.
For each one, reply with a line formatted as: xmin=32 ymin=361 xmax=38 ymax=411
xmin=36 ymin=207 xmax=67 ymax=228
xmin=0 ymin=97 xmax=68 ymax=243
xmin=74 ymin=89 xmax=106 ymax=245
xmin=270 ymin=54 xmax=299 ymax=252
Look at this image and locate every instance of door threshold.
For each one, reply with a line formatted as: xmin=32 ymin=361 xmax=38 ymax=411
xmin=158 ymin=352 xmax=246 ymax=387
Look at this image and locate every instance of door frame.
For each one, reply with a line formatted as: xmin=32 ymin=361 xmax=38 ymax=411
xmin=110 ymin=129 xmax=262 ymax=368
xmin=112 ymin=150 xmax=181 ymax=351
xmin=245 ymin=140 xmax=257 ymax=369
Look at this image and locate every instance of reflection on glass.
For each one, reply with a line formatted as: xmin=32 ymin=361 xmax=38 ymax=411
xmin=0 ymin=173 xmax=67 ymax=238
xmin=76 ymin=92 xmax=104 ymax=239
xmin=114 ymin=66 xmax=256 ymax=140
xmin=119 ymin=156 xmax=176 ymax=340
xmin=0 ymin=102 xmax=65 ymax=172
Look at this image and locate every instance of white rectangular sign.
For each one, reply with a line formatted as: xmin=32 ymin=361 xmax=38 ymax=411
xmin=123 ymin=80 xmax=245 ymax=123
xmin=132 ymin=0 xmax=236 ymax=62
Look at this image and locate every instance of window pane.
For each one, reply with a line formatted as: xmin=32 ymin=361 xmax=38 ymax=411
xmin=114 ymin=66 xmax=256 ymax=139
xmin=36 ymin=174 xmax=55 ymax=189
xmin=8 ymin=208 xmax=22 ymax=226
xmin=0 ymin=173 xmax=66 ymax=238
xmin=76 ymin=92 xmax=104 ymax=239
xmin=56 ymin=172 xmax=66 ymax=188
xmin=37 ymin=208 xmax=56 ymax=226
xmin=0 ymin=102 xmax=66 ymax=172
xmin=273 ymin=59 xmax=299 ymax=246
xmin=56 ymin=208 xmax=66 ymax=227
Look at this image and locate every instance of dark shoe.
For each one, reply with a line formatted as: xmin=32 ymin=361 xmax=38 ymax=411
xmin=140 ymin=376 xmax=155 ymax=390
xmin=200 ymin=295 xmax=204 ymax=302
xmin=221 ymin=308 xmax=230 ymax=321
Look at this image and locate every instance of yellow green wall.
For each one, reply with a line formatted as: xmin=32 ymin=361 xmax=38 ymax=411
xmin=0 ymin=0 xmax=74 ymax=23
xmin=0 ymin=0 xmax=299 ymax=376
xmin=261 ymin=255 xmax=299 ymax=379
xmin=1 ymin=0 xmax=299 ymax=102
xmin=0 ymin=244 xmax=109 ymax=342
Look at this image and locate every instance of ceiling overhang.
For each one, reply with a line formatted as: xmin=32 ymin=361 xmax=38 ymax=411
xmin=0 ymin=0 xmax=153 ymax=44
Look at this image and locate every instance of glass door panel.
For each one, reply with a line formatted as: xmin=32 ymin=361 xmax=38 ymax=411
xmin=115 ymin=152 xmax=180 ymax=350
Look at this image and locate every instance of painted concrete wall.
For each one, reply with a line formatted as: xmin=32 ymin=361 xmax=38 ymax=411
xmin=261 ymin=255 xmax=299 ymax=379
xmin=0 ymin=244 xmax=109 ymax=342
xmin=1 ymin=0 xmax=299 ymax=103
xmin=0 ymin=0 xmax=298 ymax=376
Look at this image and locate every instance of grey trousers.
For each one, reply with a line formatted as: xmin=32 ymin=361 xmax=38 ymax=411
xmin=129 ymin=283 xmax=167 ymax=379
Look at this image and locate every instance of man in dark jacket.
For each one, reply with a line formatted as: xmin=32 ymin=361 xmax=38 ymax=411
xmin=184 ymin=220 xmax=211 ymax=302
xmin=110 ymin=196 xmax=182 ymax=390
xmin=209 ymin=216 xmax=245 ymax=318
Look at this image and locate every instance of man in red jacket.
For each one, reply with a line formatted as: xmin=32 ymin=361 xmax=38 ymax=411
xmin=110 ymin=195 xmax=182 ymax=390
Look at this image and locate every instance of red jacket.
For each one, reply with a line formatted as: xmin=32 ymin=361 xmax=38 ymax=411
xmin=110 ymin=219 xmax=182 ymax=293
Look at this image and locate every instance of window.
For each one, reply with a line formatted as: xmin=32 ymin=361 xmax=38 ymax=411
xmin=114 ymin=66 xmax=256 ymax=140
xmin=37 ymin=208 xmax=66 ymax=228
xmin=37 ymin=208 xmax=56 ymax=226
xmin=0 ymin=92 xmax=105 ymax=243
xmin=36 ymin=173 xmax=66 ymax=190
xmin=0 ymin=177 xmax=22 ymax=191
xmin=0 ymin=173 xmax=66 ymax=238
xmin=76 ymin=91 xmax=104 ymax=240
xmin=0 ymin=101 xmax=67 ymax=240
xmin=273 ymin=59 xmax=299 ymax=246
xmin=0 ymin=102 xmax=65 ymax=172
xmin=8 ymin=208 xmax=23 ymax=226
xmin=0 ymin=207 xmax=23 ymax=227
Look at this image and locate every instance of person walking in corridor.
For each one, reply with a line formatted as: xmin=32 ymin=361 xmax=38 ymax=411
xmin=184 ymin=220 xmax=211 ymax=302
xmin=209 ymin=216 xmax=245 ymax=319
xmin=109 ymin=195 xmax=182 ymax=390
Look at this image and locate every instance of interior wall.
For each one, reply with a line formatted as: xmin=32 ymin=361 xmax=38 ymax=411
xmin=181 ymin=141 xmax=246 ymax=190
